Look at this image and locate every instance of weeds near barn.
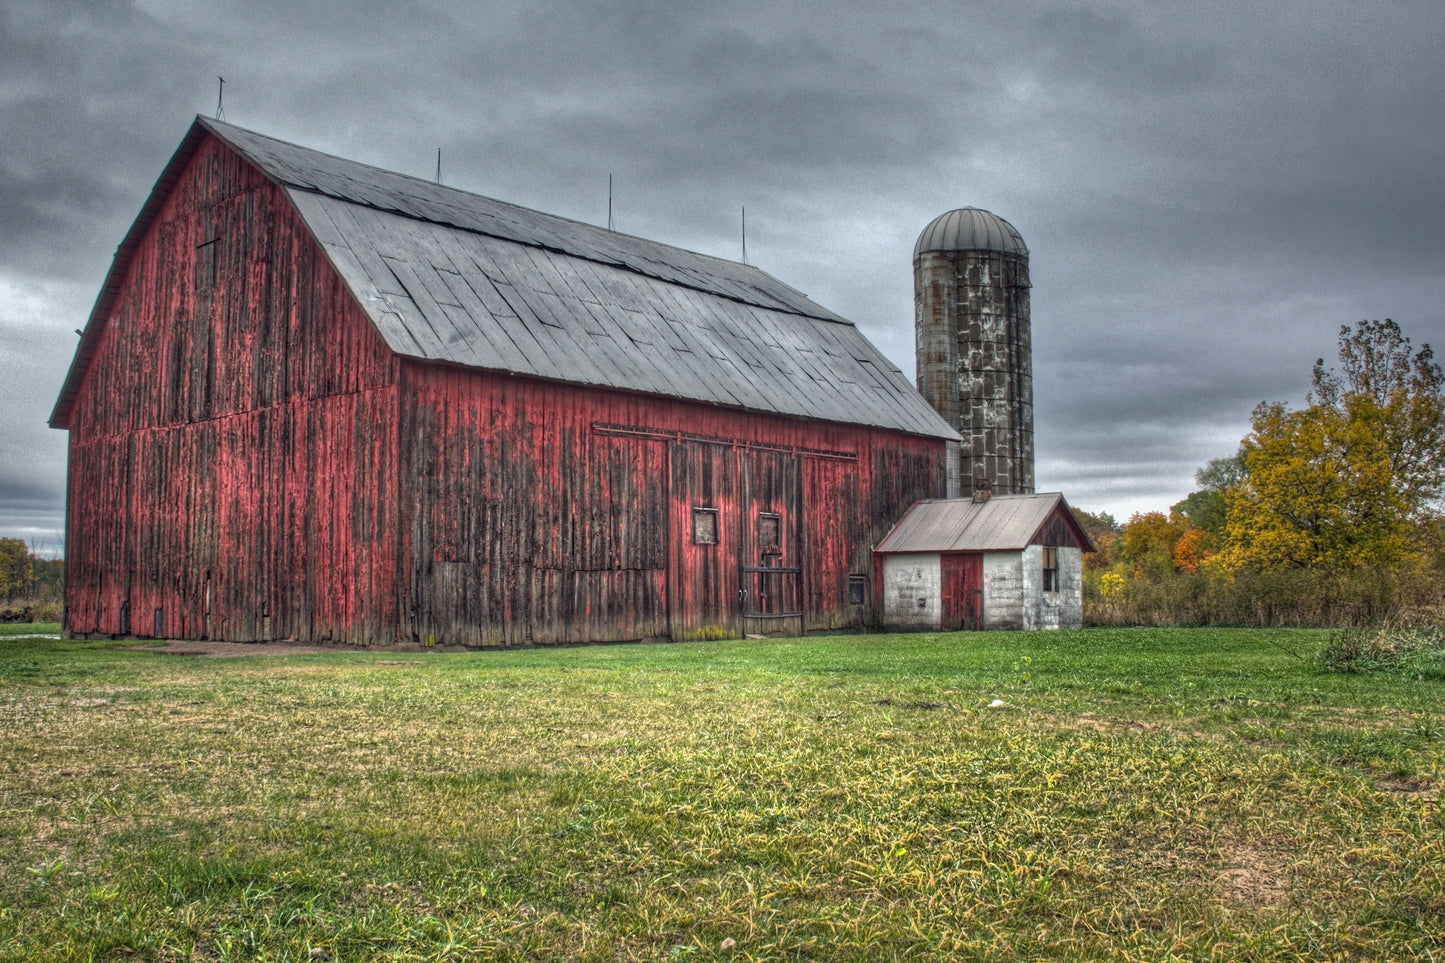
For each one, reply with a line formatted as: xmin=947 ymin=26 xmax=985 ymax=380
xmin=1 ymin=629 xmax=1441 ymax=961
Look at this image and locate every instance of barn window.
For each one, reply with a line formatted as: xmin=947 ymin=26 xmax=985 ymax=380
xmin=848 ymin=574 xmax=867 ymax=605
xmin=1041 ymin=545 xmax=1059 ymax=592
xmin=757 ymin=512 xmax=781 ymax=557
xmin=692 ymin=507 xmax=719 ymax=545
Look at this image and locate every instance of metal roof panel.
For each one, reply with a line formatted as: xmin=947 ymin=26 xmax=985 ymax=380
xmin=875 ymin=494 xmax=1087 ymax=553
xmin=287 ymin=185 xmax=957 ymax=436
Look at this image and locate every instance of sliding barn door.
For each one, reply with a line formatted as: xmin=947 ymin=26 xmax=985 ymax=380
xmin=666 ymin=441 xmax=803 ymax=640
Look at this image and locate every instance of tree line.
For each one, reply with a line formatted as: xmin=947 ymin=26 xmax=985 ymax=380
xmin=0 ymin=538 xmax=65 ymax=622
xmin=1079 ymin=319 xmax=1445 ymax=627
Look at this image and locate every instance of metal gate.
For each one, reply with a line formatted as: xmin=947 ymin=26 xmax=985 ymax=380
xmin=741 ymin=563 xmax=802 ymax=636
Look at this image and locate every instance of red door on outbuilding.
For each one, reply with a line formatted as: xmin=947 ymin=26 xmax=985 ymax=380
xmin=940 ymin=554 xmax=982 ymax=630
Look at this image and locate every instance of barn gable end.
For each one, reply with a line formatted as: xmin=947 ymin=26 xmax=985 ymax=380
xmin=60 ymin=132 xmax=405 ymax=644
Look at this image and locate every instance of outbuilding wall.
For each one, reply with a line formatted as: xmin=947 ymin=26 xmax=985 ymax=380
xmin=880 ymin=552 xmax=942 ymax=630
xmin=880 ymin=543 xmax=1085 ymax=632
xmin=1019 ymin=544 xmax=1085 ymax=630
xmin=980 ymin=551 xmax=1025 ymax=630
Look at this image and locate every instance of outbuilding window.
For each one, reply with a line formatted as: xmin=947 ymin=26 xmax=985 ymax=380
xmin=1041 ymin=545 xmax=1059 ymax=592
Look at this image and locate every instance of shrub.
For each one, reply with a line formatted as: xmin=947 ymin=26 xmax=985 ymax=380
xmin=1084 ymin=563 xmax=1444 ymax=629
xmin=1318 ymin=611 xmax=1445 ymax=675
xmin=0 ymin=601 xmax=63 ymax=624
xmin=28 ymin=600 xmax=63 ymax=624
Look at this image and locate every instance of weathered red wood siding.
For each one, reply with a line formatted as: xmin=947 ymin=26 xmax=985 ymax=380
xmin=65 ymin=135 xmax=402 ymax=643
xmin=63 ymin=131 xmax=950 ymax=647
xmin=400 ymin=362 xmax=947 ymax=646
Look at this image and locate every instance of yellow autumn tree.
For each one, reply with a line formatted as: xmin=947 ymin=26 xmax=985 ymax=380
xmin=1220 ymin=320 xmax=1444 ymax=570
xmin=1119 ymin=511 xmax=1188 ymax=578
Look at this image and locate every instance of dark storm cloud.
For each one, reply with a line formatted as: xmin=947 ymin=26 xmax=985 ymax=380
xmin=0 ymin=1 xmax=210 ymax=281
xmin=2 ymin=0 xmax=1444 ymax=540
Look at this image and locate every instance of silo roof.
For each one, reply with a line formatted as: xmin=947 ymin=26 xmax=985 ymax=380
xmin=914 ymin=207 xmax=1027 ymax=258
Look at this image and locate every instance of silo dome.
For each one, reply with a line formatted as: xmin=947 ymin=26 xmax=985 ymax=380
xmin=914 ymin=207 xmax=1028 ymax=258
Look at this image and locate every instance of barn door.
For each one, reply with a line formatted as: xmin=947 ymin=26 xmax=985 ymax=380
xmin=740 ymin=449 xmax=803 ymax=637
xmin=667 ymin=440 xmax=742 ymax=641
xmin=940 ymin=554 xmax=982 ymax=630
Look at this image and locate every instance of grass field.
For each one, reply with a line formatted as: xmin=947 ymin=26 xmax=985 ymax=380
xmin=0 ymin=622 xmax=62 ymax=638
xmin=1 ymin=629 xmax=1440 ymax=961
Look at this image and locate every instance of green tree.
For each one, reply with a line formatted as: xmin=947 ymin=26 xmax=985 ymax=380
xmin=29 ymin=554 xmax=64 ymax=600
xmin=1172 ymin=455 xmax=1244 ymax=537
xmin=1310 ymin=319 xmax=1445 ymax=515
xmin=0 ymin=538 xmax=30 ymax=601
xmin=1221 ymin=320 xmax=1445 ymax=570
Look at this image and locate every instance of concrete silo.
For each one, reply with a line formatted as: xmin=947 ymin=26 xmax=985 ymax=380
xmin=914 ymin=207 xmax=1034 ymax=496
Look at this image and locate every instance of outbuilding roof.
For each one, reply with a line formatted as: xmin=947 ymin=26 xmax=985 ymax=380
xmin=52 ymin=116 xmax=959 ymax=441
xmin=874 ymin=493 xmax=1095 ymax=554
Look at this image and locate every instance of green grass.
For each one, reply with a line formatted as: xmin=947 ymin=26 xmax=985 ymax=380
xmin=1 ymin=629 xmax=1440 ymax=961
xmin=0 ymin=622 xmax=61 ymax=637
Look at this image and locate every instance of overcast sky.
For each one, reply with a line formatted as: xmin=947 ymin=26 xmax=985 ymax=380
xmin=4 ymin=0 xmax=1444 ymax=551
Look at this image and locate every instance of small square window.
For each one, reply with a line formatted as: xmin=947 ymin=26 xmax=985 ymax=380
xmin=848 ymin=574 xmax=867 ymax=605
xmin=692 ymin=507 xmax=719 ymax=545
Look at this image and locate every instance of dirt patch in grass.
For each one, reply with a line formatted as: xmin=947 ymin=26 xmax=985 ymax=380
xmin=1216 ymin=864 xmax=1290 ymax=908
xmin=1374 ymin=775 xmax=1439 ymax=800
xmin=1068 ymin=711 xmax=1164 ymax=734
xmin=1213 ymin=839 xmax=1292 ymax=910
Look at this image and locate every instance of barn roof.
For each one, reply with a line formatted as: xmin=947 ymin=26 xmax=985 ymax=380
xmin=874 ymin=493 xmax=1095 ymax=554
xmin=52 ymin=116 xmax=959 ymax=440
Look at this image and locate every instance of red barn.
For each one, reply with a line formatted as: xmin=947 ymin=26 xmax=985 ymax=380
xmin=50 ymin=117 xmax=960 ymax=647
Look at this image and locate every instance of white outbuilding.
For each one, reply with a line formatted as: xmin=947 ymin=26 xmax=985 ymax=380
xmin=874 ymin=492 xmax=1094 ymax=631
